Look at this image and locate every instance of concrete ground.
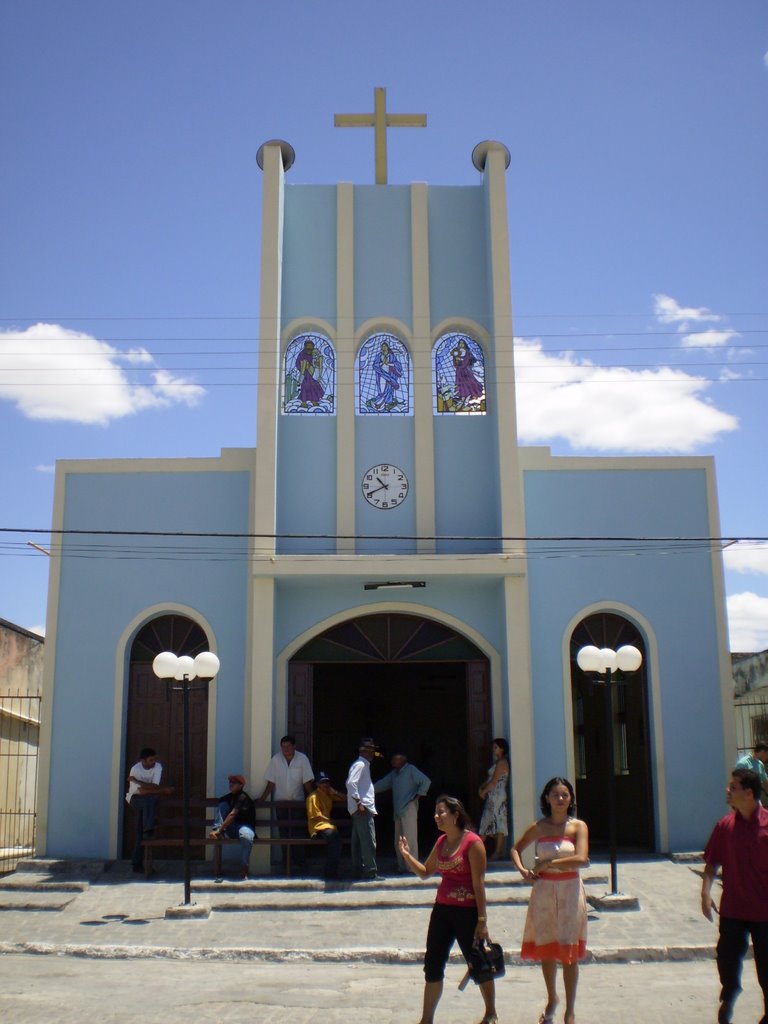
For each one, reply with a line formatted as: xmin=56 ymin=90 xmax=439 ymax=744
xmin=0 ymin=855 xmax=765 ymax=1022
xmin=0 ymin=957 xmax=764 ymax=1023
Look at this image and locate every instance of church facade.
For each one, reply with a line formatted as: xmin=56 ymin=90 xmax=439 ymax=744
xmin=37 ymin=133 xmax=734 ymax=866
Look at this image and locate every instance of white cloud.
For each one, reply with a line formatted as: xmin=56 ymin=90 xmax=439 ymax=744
xmin=653 ymin=293 xmax=721 ymax=327
xmin=0 ymin=323 xmax=205 ymax=425
xmin=514 ymin=338 xmax=738 ymax=452
xmin=27 ymin=624 xmax=46 ymax=638
xmin=681 ymin=329 xmax=739 ymax=349
xmin=725 ymin=542 xmax=768 ymax=576
xmin=728 ymin=592 xmax=768 ymax=652
xmin=34 ymin=464 xmax=55 ymax=473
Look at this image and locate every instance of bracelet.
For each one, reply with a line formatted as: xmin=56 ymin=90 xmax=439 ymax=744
xmin=477 ymin=916 xmax=487 ymax=922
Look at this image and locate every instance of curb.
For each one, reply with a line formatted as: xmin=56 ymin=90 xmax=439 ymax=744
xmin=0 ymin=940 xmax=718 ymax=965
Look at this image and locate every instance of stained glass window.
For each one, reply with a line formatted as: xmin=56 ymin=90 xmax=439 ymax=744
xmin=283 ymin=332 xmax=336 ymax=415
xmin=433 ymin=332 xmax=486 ymax=415
xmin=356 ymin=332 xmax=412 ymax=415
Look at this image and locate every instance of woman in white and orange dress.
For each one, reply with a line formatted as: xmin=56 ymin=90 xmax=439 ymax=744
xmin=511 ymin=777 xmax=588 ymax=1024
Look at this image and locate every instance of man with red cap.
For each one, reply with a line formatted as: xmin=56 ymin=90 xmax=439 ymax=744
xmin=210 ymin=774 xmax=256 ymax=879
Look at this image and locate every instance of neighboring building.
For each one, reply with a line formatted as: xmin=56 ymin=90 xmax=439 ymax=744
xmin=733 ymin=650 xmax=768 ymax=757
xmin=0 ymin=619 xmax=44 ymax=868
xmin=37 ymin=125 xmax=733 ymax=866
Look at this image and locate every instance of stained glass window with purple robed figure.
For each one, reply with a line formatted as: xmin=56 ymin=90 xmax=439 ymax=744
xmin=283 ymin=333 xmax=336 ymax=415
xmin=355 ymin=332 xmax=412 ymax=415
xmin=433 ymin=332 xmax=486 ymax=414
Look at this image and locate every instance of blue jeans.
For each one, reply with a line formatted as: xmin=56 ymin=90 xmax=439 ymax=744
xmin=350 ymin=808 xmax=377 ymax=877
xmin=717 ymin=916 xmax=768 ymax=1020
xmin=215 ymin=801 xmax=255 ymax=868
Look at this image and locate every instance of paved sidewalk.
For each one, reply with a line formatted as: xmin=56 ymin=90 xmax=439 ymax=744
xmin=0 ymin=855 xmax=721 ymax=964
xmin=4 ymin=856 xmax=767 ymax=1023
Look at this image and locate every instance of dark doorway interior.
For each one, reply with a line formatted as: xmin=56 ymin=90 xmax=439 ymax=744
xmin=122 ymin=615 xmax=210 ymax=860
xmin=570 ymin=612 xmax=654 ymax=851
xmin=313 ymin=662 xmax=471 ymax=857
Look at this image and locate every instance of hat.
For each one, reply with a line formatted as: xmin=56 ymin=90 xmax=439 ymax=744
xmin=317 ymin=771 xmax=332 ymax=784
xmin=359 ymin=737 xmax=378 ymax=749
xmin=228 ymin=774 xmax=246 ymax=785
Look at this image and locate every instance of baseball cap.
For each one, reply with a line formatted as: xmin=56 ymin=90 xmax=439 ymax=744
xmin=228 ymin=774 xmax=246 ymax=785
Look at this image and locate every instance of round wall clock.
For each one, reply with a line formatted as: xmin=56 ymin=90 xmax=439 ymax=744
xmin=361 ymin=464 xmax=409 ymax=510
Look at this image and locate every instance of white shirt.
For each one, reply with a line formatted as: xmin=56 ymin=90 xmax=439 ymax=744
xmin=126 ymin=760 xmax=162 ymax=803
xmin=264 ymin=750 xmax=314 ymax=799
xmin=346 ymin=755 xmax=377 ymax=815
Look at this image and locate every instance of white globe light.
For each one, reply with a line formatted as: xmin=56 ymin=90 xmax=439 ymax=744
xmin=152 ymin=651 xmax=179 ymax=679
xmin=175 ymin=654 xmax=196 ymax=680
xmin=616 ymin=645 xmax=643 ymax=672
xmin=194 ymin=652 xmax=220 ymax=678
xmin=599 ymin=648 xmax=617 ymax=673
xmin=577 ymin=645 xmax=601 ymax=673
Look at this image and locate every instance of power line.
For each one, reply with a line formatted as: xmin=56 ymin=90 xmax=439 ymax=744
xmin=3 ymin=527 xmax=766 ymax=541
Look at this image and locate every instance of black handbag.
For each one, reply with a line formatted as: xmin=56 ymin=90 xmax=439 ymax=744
xmin=458 ymin=938 xmax=506 ymax=990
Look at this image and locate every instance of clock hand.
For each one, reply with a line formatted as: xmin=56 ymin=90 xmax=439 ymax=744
xmin=367 ymin=484 xmax=387 ymax=496
xmin=376 ymin=477 xmax=388 ymax=489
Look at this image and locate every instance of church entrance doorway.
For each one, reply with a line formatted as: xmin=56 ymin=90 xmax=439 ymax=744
xmin=570 ymin=612 xmax=654 ymax=851
xmin=122 ymin=615 xmax=211 ymax=860
xmin=288 ymin=613 xmax=491 ymax=860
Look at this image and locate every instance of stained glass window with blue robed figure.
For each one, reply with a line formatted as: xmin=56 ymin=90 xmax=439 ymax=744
xmin=355 ymin=332 xmax=412 ymax=415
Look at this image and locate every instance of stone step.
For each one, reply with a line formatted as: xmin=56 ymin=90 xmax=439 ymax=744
xmin=0 ymin=891 xmax=77 ymax=912
xmin=14 ymin=858 xmax=107 ymax=877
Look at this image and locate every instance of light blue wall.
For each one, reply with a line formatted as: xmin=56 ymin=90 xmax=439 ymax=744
xmin=427 ymin=186 xmax=490 ymax=335
xmin=281 ymin=186 xmax=337 ymax=327
xmin=274 ymin=576 xmax=506 ymax=666
xmin=354 ymin=186 xmax=412 ymax=330
xmin=46 ymin=468 xmax=251 ymax=858
xmin=523 ymin=466 xmax=726 ymax=850
xmin=277 ymin=416 xmax=336 ymax=553
xmin=434 ymin=413 xmax=500 ymax=553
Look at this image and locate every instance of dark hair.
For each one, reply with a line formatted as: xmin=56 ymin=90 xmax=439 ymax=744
xmin=139 ymin=747 xmax=156 ymax=759
xmin=732 ymin=767 xmax=761 ymax=800
xmin=434 ymin=794 xmax=474 ymax=831
xmin=755 ymin=742 xmax=768 ymax=754
xmin=540 ymin=777 xmax=576 ymax=817
xmin=492 ymin=738 xmax=509 ymax=757
xmin=280 ymin=735 xmax=296 ymax=746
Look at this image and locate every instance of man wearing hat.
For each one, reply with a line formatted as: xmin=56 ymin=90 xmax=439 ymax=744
xmin=210 ymin=774 xmax=256 ymax=879
xmin=346 ymin=738 xmax=383 ymax=880
xmin=306 ymin=772 xmax=345 ymax=880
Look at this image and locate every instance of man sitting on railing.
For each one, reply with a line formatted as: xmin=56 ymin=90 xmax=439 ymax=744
xmin=210 ymin=774 xmax=256 ymax=880
xmin=126 ymin=746 xmax=175 ymax=875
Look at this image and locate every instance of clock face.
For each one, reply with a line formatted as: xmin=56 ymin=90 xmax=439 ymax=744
xmin=361 ymin=464 xmax=409 ymax=510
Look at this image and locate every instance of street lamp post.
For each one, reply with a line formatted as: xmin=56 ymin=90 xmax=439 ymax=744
xmin=152 ymin=650 xmax=220 ymax=906
xmin=576 ymin=643 xmax=643 ymax=896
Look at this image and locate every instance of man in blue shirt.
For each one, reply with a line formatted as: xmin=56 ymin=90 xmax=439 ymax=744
xmin=375 ymin=751 xmax=431 ymax=873
xmin=736 ymin=742 xmax=768 ymax=805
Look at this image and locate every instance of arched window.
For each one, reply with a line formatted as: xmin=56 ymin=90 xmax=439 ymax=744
xmin=433 ymin=332 xmax=486 ymax=414
xmin=355 ymin=332 xmax=412 ymax=415
xmin=283 ymin=332 xmax=336 ymax=415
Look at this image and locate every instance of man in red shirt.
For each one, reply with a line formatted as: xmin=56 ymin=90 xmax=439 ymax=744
xmin=702 ymin=767 xmax=768 ymax=1024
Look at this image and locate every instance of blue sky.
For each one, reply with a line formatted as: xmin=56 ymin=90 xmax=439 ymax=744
xmin=1 ymin=1 xmax=766 ymax=649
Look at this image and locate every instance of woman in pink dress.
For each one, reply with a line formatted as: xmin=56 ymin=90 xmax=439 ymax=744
xmin=399 ymin=794 xmax=497 ymax=1024
xmin=511 ymin=777 xmax=589 ymax=1024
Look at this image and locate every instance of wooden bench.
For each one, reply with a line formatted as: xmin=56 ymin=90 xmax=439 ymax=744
xmin=142 ymin=798 xmax=348 ymax=878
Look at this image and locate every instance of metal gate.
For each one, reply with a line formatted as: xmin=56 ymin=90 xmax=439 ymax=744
xmin=734 ymin=695 xmax=768 ymax=759
xmin=0 ymin=692 xmax=40 ymax=873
